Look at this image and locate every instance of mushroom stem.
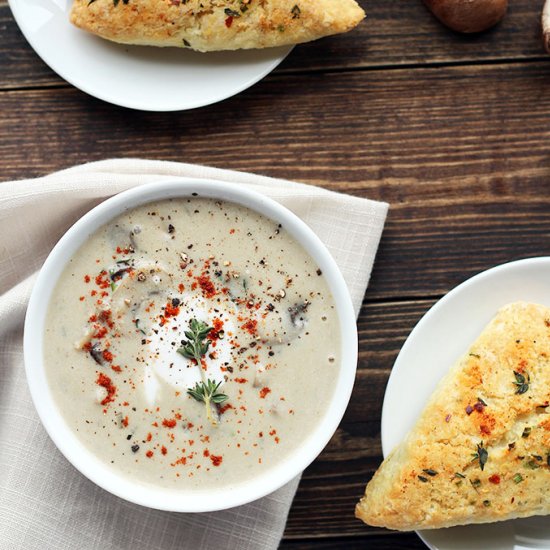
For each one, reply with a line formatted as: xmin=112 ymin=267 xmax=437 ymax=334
xmin=543 ymin=0 xmax=550 ymax=53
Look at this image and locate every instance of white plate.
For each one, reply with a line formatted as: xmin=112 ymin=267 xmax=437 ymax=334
xmin=381 ymin=257 xmax=550 ymax=550
xmin=8 ymin=0 xmax=292 ymax=110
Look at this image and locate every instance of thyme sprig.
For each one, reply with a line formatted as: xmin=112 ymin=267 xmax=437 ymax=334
xmin=177 ymin=319 xmax=228 ymax=425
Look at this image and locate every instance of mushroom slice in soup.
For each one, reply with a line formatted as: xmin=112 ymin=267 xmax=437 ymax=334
xmin=111 ymin=264 xmax=171 ymax=336
xmin=89 ymin=342 xmax=105 ymax=365
xmin=108 ymin=224 xmax=141 ymax=252
xmin=255 ymin=299 xmax=310 ymax=345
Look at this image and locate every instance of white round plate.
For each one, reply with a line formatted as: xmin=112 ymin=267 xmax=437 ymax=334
xmin=8 ymin=0 xmax=292 ymax=111
xmin=381 ymin=257 xmax=550 ymax=550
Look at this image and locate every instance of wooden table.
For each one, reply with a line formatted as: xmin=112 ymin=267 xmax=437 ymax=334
xmin=2 ymin=0 xmax=550 ymax=547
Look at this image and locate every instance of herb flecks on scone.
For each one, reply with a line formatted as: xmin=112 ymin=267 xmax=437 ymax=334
xmin=70 ymin=0 xmax=365 ymax=52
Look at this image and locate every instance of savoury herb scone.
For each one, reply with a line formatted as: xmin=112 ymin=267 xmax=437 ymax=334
xmin=70 ymin=0 xmax=365 ymax=52
xmin=356 ymin=302 xmax=550 ymax=531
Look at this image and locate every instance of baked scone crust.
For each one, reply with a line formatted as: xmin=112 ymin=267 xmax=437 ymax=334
xmin=70 ymin=0 xmax=365 ymax=52
xmin=356 ymin=302 xmax=550 ymax=531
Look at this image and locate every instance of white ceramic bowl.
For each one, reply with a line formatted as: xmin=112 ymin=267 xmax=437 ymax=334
xmin=24 ymin=179 xmax=358 ymax=512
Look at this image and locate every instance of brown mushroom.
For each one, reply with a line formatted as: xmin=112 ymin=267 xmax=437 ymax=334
xmin=423 ymin=0 xmax=508 ymax=33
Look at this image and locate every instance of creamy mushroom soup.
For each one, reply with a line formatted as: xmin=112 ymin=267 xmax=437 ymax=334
xmin=44 ymin=198 xmax=341 ymax=490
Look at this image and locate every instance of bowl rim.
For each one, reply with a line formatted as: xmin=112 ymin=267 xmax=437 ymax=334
xmin=24 ymin=178 xmax=358 ymax=512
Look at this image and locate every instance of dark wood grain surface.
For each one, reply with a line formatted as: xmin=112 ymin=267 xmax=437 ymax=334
xmin=2 ymin=0 xmax=550 ymax=548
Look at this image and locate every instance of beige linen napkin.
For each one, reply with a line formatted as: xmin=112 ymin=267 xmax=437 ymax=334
xmin=0 ymin=159 xmax=388 ymax=550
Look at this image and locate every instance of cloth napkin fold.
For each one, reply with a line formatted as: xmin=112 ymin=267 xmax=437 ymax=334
xmin=0 ymin=159 xmax=388 ymax=550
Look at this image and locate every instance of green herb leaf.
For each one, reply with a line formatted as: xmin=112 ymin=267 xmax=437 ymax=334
xmin=525 ymin=459 xmax=540 ymax=470
xmin=177 ymin=345 xmax=194 ymax=360
xmin=513 ymin=473 xmax=524 ymax=484
xmin=224 ymin=8 xmax=240 ymax=17
xmin=135 ymin=318 xmax=146 ymax=335
xmin=513 ymin=370 xmax=530 ymax=394
xmin=522 ymin=427 xmax=532 ymax=438
xmin=472 ymin=442 xmax=488 ymax=471
xmin=470 ymin=478 xmax=481 ymax=493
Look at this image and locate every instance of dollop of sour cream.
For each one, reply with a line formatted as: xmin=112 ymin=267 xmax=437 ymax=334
xmin=143 ymin=293 xmax=236 ymax=405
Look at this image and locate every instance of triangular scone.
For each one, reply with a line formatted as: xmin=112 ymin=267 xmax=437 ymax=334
xmin=70 ymin=0 xmax=365 ymax=52
xmin=356 ymin=302 xmax=550 ymax=531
